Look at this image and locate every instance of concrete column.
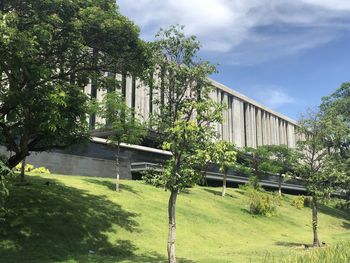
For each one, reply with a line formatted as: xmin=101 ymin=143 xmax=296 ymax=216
xmin=250 ymin=105 xmax=257 ymax=148
xmin=256 ymin=108 xmax=262 ymax=146
xmin=245 ymin=104 xmax=251 ymax=147
xmin=228 ymin=96 xmax=233 ymax=143
xmin=222 ymin=92 xmax=229 ymax=141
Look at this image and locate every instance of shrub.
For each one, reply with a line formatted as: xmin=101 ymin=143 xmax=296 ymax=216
xmin=273 ymin=191 xmax=283 ymax=206
xmin=291 ymin=196 xmax=305 ymax=209
xmin=0 ymin=160 xmax=13 ymax=221
xmin=335 ymin=200 xmax=350 ymax=211
xmin=31 ymin=167 xmax=50 ymax=174
xmin=15 ymin=162 xmax=34 ymax=172
xmin=248 ymin=189 xmax=277 ymax=216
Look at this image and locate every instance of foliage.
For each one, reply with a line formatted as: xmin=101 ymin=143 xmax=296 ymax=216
xmin=335 ymin=200 xmax=350 ymax=211
xmin=96 ymin=91 xmax=146 ymax=191
xmin=15 ymin=163 xmax=34 ymax=172
xmin=291 ymin=196 xmax=305 ymax=209
xmin=320 ymin=83 xmax=350 ymax=200
xmin=0 ymin=160 xmax=13 ymax=221
xmin=31 ymin=167 xmax=50 ymax=174
xmin=212 ymin=141 xmax=237 ymax=173
xmin=15 ymin=163 xmax=50 ymax=174
xmin=247 ymin=188 xmax=277 ymax=217
xmin=0 ymin=0 xmax=148 ymax=168
xmin=264 ymin=242 xmax=350 ymax=263
xmin=96 ymin=91 xmax=146 ymax=146
xmin=145 ymin=25 xmax=223 ymax=262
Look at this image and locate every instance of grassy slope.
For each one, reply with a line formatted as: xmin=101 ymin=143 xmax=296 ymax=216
xmin=0 ymin=174 xmax=349 ymax=263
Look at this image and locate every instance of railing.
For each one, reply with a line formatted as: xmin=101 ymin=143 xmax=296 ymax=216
xmin=130 ymin=162 xmax=307 ymax=192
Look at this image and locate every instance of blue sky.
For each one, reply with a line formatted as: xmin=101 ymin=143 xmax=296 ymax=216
xmin=117 ymin=0 xmax=350 ymax=120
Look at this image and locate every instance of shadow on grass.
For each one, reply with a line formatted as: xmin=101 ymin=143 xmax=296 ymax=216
xmin=0 ymin=176 xmax=193 ymax=263
xmin=202 ymin=188 xmax=235 ymax=198
xmin=84 ymin=178 xmax=140 ymax=196
xmin=275 ymin=241 xmax=309 ymax=248
xmin=318 ymin=204 xmax=350 ymax=226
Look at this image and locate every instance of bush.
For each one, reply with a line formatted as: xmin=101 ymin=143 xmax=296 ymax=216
xmin=335 ymin=200 xmax=350 ymax=210
xmin=273 ymin=191 xmax=283 ymax=206
xmin=31 ymin=167 xmax=50 ymax=174
xmin=248 ymin=189 xmax=277 ymax=216
xmin=0 ymin=160 xmax=13 ymax=221
xmin=291 ymin=195 xmax=305 ymax=209
xmin=15 ymin=162 xmax=34 ymax=172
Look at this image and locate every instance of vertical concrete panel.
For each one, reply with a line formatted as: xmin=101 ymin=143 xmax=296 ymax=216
xmin=125 ymin=76 xmax=132 ymax=108
xmin=250 ymin=105 xmax=257 ymax=148
xmin=245 ymin=104 xmax=251 ymax=147
xmin=256 ymin=108 xmax=262 ymax=146
xmin=228 ymin=96 xmax=233 ymax=143
xmin=222 ymin=92 xmax=229 ymax=141
xmin=232 ymin=97 xmax=243 ymax=147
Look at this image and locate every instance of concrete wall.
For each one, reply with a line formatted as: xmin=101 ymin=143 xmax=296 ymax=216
xmin=89 ymin=75 xmax=298 ymax=149
xmin=0 ymin=141 xmax=169 ymax=179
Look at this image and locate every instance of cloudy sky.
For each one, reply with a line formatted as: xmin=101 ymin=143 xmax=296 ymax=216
xmin=117 ymin=0 xmax=350 ymax=119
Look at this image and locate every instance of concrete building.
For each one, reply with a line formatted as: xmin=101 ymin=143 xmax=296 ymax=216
xmin=86 ymin=74 xmax=299 ymax=149
xmin=10 ymin=75 xmax=304 ymax=192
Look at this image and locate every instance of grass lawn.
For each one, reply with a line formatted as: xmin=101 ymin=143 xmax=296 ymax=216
xmin=0 ymin=173 xmax=349 ymax=263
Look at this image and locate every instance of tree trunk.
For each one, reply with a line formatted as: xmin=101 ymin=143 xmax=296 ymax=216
xmin=278 ymin=174 xmax=282 ymax=197
xmin=115 ymin=143 xmax=121 ymax=192
xmin=312 ymin=196 xmax=320 ymax=247
xmin=20 ymin=158 xmax=26 ymax=183
xmin=222 ymin=168 xmax=228 ymax=197
xmin=167 ymin=190 xmax=178 ymax=263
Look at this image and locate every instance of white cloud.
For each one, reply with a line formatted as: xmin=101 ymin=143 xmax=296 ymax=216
xmin=252 ymin=86 xmax=296 ymax=109
xmin=117 ymin=0 xmax=350 ymax=65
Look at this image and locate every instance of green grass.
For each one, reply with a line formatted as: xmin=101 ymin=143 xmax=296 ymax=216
xmin=0 ymin=173 xmax=349 ymax=263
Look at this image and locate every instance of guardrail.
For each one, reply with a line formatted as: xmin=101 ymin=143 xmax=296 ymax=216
xmin=131 ymin=162 xmax=307 ymax=192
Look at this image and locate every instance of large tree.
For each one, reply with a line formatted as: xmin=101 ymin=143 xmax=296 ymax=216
xmin=320 ymin=83 xmax=350 ymax=200
xmin=148 ymin=25 xmax=223 ymax=263
xmin=0 ymin=0 xmax=148 ymax=168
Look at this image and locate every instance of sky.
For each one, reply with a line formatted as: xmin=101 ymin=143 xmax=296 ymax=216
xmin=117 ymin=0 xmax=350 ymax=120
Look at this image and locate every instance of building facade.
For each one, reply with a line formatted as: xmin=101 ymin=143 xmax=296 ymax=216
xmin=85 ymin=74 xmax=299 ymax=149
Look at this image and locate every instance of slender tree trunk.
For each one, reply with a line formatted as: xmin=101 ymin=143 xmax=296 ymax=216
xmin=278 ymin=174 xmax=282 ymax=197
xmin=115 ymin=143 xmax=121 ymax=192
xmin=167 ymin=190 xmax=178 ymax=263
xmin=312 ymin=195 xmax=320 ymax=247
xmin=222 ymin=168 xmax=228 ymax=197
xmin=20 ymin=158 xmax=26 ymax=183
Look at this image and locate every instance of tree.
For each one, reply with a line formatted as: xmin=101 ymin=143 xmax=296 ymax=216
xmin=148 ymin=25 xmax=222 ymax=263
xmin=295 ymin=109 xmax=344 ymax=247
xmin=261 ymin=145 xmax=296 ymax=196
xmin=320 ymin=83 xmax=350 ymax=200
xmin=96 ymin=91 xmax=146 ymax=192
xmin=236 ymin=146 xmax=270 ymax=190
xmin=212 ymin=141 xmax=237 ymax=197
xmin=0 ymin=0 xmax=148 ymax=169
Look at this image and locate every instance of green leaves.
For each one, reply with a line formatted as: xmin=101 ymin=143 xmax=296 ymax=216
xmin=0 ymin=0 xmax=149 ymax=167
xmin=212 ymin=141 xmax=237 ymax=173
xmin=95 ymin=91 xmax=146 ymax=146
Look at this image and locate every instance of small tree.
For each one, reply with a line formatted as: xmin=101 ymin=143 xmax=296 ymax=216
xmin=236 ymin=146 xmax=270 ymax=189
xmin=148 ymin=25 xmax=222 ymax=263
xmin=261 ymin=145 xmax=296 ymax=196
xmin=212 ymin=141 xmax=237 ymax=197
xmin=97 ymin=91 xmax=146 ymax=191
xmin=296 ymin=109 xmax=344 ymax=247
